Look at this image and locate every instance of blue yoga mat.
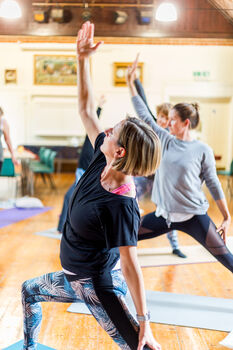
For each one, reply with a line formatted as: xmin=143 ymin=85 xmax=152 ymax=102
xmin=3 ymin=340 xmax=55 ymax=350
xmin=0 ymin=207 xmax=52 ymax=229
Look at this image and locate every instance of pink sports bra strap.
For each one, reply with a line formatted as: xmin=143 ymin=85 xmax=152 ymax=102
xmin=111 ymin=183 xmax=135 ymax=195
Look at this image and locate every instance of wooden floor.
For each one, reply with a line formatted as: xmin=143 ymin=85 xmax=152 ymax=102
xmin=0 ymin=174 xmax=233 ymax=350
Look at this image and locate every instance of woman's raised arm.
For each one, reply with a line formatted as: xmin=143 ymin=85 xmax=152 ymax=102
xmin=76 ymin=21 xmax=103 ymax=147
xmin=126 ymin=55 xmax=172 ymax=147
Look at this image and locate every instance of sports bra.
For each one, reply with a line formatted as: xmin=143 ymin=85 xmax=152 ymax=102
xmin=111 ymin=183 xmax=135 ymax=196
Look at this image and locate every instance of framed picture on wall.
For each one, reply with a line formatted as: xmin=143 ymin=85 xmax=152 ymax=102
xmin=5 ymin=69 xmax=17 ymax=84
xmin=113 ymin=62 xmax=144 ymax=87
xmin=34 ymin=55 xmax=77 ymax=85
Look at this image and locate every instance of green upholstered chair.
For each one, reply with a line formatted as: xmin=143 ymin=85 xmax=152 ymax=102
xmin=29 ymin=149 xmax=57 ymax=193
xmin=30 ymin=147 xmax=46 ymax=166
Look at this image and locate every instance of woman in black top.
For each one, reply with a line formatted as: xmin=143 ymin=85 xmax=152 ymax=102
xmin=21 ymin=22 xmax=161 ymax=350
xmin=57 ymin=101 xmax=104 ymax=234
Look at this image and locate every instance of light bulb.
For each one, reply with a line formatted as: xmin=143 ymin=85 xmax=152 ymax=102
xmin=0 ymin=0 xmax=22 ymax=19
xmin=155 ymin=2 xmax=177 ymax=22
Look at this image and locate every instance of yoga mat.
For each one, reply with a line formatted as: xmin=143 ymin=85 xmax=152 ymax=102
xmin=138 ymin=236 xmax=233 ymax=267
xmin=220 ymin=330 xmax=233 ymax=349
xmin=0 ymin=207 xmax=52 ymax=228
xmin=35 ymin=227 xmax=62 ymax=240
xmin=33 ymin=232 xmax=233 ymax=267
xmin=67 ymin=290 xmax=233 ymax=332
xmin=3 ymin=340 xmax=55 ymax=350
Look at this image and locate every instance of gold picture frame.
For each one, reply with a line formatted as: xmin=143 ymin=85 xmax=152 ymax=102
xmin=113 ymin=62 xmax=144 ymax=87
xmin=34 ymin=55 xmax=77 ymax=85
xmin=5 ymin=69 xmax=17 ymax=84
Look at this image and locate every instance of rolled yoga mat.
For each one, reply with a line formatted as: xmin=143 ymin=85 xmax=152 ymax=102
xmin=67 ymin=290 xmax=233 ymax=332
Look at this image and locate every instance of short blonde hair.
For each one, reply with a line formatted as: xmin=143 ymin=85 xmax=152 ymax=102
xmin=156 ymin=103 xmax=173 ymax=118
xmin=113 ymin=117 xmax=161 ymax=177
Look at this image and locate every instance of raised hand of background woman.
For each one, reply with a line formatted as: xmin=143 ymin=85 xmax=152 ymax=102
xmin=126 ymin=53 xmax=140 ymax=86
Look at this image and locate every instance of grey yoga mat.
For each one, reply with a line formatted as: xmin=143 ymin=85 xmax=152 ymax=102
xmin=67 ymin=290 xmax=233 ymax=332
xmin=35 ymin=227 xmax=62 ymax=240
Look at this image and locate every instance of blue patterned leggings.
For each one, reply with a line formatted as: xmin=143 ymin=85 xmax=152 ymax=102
xmin=22 ymin=269 xmax=150 ymax=350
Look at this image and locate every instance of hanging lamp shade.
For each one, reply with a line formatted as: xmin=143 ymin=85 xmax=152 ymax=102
xmin=155 ymin=2 xmax=177 ymax=22
xmin=0 ymin=0 xmax=22 ymax=19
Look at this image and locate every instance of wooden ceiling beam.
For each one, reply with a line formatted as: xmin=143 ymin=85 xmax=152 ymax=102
xmin=206 ymin=0 xmax=233 ymax=24
xmin=0 ymin=0 xmax=233 ymax=39
xmin=1 ymin=35 xmax=233 ymax=46
xmin=32 ymin=2 xmax=157 ymax=8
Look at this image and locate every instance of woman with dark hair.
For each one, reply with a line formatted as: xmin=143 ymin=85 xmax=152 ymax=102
xmin=21 ymin=23 xmax=162 ymax=350
xmin=127 ymin=60 xmax=233 ymax=274
xmin=132 ymin=76 xmax=187 ymax=258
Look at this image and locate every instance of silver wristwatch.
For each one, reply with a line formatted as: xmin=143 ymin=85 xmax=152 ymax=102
xmin=136 ymin=311 xmax=150 ymax=322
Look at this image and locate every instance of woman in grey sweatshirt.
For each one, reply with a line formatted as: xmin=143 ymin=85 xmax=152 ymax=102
xmin=127 ymin=64 xmax=233 ymax=273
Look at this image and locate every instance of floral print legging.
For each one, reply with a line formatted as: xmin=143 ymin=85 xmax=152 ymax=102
xmin=22 ymin=269 xmax=150 ymax=350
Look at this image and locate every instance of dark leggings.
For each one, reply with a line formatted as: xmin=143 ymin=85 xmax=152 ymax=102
xmin=0 ymin=161 xmax=2 ymax=173
xmin=139 ymin=213 xmax=233 ymax=273
xmin=92 ymin=272 xmax=151 ymax=350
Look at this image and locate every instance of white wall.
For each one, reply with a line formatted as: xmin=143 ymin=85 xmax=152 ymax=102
xmin=0 ymin=41 xmax=232 ymax=167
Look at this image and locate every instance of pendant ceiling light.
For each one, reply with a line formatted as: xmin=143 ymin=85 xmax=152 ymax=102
xmin=155 ymin=2 xmax=177 ymax=22
xmin=0 ymin=0 xmax=22 ymax=19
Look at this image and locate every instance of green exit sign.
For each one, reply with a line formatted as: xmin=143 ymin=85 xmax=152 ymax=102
xmin=193 ymin=71 xmax=210 ymax=80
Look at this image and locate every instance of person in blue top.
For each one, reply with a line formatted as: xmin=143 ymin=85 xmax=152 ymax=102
xmin=126 ymin=57 xmax=233 ymax=274
xmin=21 ymin=22 xmax=162 ymax=350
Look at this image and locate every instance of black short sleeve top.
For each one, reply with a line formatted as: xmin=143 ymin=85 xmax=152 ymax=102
xmin=60 ymin=133 xmax=140 ymax=278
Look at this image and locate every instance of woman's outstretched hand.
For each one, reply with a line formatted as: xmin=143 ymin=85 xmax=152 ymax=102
xmin=76 ymin=21 xmax=102 ymax=59
xmin=138 ymin=322 xmax=162 ymax=350
xmin=217 ymin=217 xmax=231 ymax=244
xmin=126 ymin=53 xmax=140 ymax=86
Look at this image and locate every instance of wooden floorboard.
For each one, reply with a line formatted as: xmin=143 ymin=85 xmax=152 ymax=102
xmin=0 ymin=174 xmax=232 ymax=349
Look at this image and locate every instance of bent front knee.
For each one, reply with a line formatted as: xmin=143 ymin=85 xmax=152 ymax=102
xmin=21 ymin=279 xmax=32 ymax=301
